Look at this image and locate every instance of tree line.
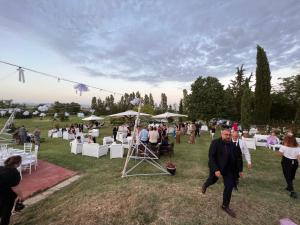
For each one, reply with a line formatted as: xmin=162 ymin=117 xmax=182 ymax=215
xmin=183 ymin=45 xmax=300 ymax=129
xmin=90 ymin=92 xmax=177 ymax=116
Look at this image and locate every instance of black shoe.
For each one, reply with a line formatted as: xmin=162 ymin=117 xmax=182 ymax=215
xmin=221 ymin=206 xmax=236 ymax=218
xmin=290 ymin=191 xmax=298 ymax=199
xmin=201 ymin=184 xmax=207 ymax=194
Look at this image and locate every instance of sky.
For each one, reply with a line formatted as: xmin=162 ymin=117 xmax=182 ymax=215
xmin=0 ymin=0 xmax=299 ymax=106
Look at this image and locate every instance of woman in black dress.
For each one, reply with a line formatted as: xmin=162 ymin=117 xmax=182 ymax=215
xmin=0 ymin=155 xmax=24 ymax=225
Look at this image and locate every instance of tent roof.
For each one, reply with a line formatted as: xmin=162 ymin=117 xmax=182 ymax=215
xmin=152 ymin=112 xmax=188 ymax=119
xmin=82 ymin=115 xmax=105 ymax=121
xmin=108 ymin=110 xmax=151 ymax=118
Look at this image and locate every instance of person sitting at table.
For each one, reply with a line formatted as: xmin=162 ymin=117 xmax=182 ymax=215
xmin=267 ymin=131 xmax=279 ymax=147
xmin=127 ymin=127 xmax=131 ymax=137
xmin=87 ymin=135 xmax=94 ymax=144
xmin=76 ymin=136 xmax=82 ymax=144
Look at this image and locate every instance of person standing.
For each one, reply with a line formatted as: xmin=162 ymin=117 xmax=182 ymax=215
xmin=33 ymin=128 xmax=41 ymax=149
xmin=18 ymin=125 xmax=27 ymax=145
xmin=202 ymin=129 xmax=243 ymax=218
xmin=112 ymin=127 xmax=118 ymax=142
xmin=176 ymin=125 xmax=181 ymax=144
xmin=277 ymin=133 xmax=300 ymax=198
xmin=195 ymin=122 xmax=200 ymax=137
xmin=139 ymin=126 xmax=149 ymax=144
xmin=188 ymin=122 xmax=196 ymax=144
xmin=0 ymin=156 xmax=24 ymax=225
xmin=148 ymin=127 xmax=159 ymax=146
xmin=210 ymin=124 xmax=216 ymax=140
xmin=232 ymin=131 xmax=252 ymax=169
xmin=232 ymin=122 xmax=238 ymax=132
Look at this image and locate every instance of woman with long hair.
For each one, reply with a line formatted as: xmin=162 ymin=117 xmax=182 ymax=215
xmin=0 ymin=155 xmax=24 ymax=225
xmin=278 ymin=133 xmax=300 ymax=198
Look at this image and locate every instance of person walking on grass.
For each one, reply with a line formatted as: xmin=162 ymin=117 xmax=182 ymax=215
xmin=201 ymin=129 xmax=243 ymax=218
xmin=277 ymin=133 xmax=300 ymax=199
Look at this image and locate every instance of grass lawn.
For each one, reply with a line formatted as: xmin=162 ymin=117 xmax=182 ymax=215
xmin=1 ymin=117 xmax=300 ymax=225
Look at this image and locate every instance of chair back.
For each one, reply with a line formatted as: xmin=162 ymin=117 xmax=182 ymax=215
xmin=0 ymin=144 xmax=8 ymax=151
xmin=24 ymin=142 xmax=33 ymax=153
xmin=34 ymin=145 xmax=39 ymax=156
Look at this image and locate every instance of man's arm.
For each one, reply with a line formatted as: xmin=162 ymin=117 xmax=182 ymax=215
xmin=208 ymin=140 xmax=219 ymax=173
xmin=241 ymin=140 xmax=251 ymax=168
xmin=236 ymin=142 xmax=243 ymax=172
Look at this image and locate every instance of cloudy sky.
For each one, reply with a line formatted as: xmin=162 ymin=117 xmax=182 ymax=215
xmin=0 ymin=0 xmax=299 ymax=105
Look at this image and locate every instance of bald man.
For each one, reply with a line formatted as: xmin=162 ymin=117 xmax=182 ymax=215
xmin=202 ymin=129 xmax=243 ymax=218
xmin=232 ymin=131 xmax=252 ymax=169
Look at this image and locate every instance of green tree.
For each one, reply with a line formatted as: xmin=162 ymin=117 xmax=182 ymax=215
xmin=228 ymin=65 xmax=246 ymax=119
xmin=254 ymin=45 xmax=271 ymax=124
xmin=91 ymin=97 xmax=97 ymax=110
xmin=182 ymin=89 xmax=188 ymax=113
xmin=279 ymin=75 xmax=300 ymax=124
xmin=149 ymin=93 xmax=154 ymax=108
xmin=187 ymin=76 xmax=225 ymax=122
xmin=241 ymin=79 xmax=252 ymax=130
xmin=270 ymin=92 xmax=296 ymax=122
xmin=159 ymin=93 xmax=168 ymax=112
xmin=179 ymin=99 xmax=183 ymax=114
xmin=144 ymin=94 xmax=150 ymax=105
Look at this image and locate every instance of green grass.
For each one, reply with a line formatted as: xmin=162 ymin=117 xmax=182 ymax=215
xmin=1 ymin=117 xmax=300 ymax=225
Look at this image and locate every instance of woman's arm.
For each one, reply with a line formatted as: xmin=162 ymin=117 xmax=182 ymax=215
xmin=12 ymin=185 xmax=24 ymax=201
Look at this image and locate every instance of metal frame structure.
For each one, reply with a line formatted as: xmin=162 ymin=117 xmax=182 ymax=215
xmin=0 ymin=109 xmax=16 ymax=143
xmin=121 ymin=100 xmax=170 ymax=177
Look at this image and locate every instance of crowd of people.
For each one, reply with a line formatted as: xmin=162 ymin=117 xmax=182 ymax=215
xmin=1 ymin=119 xmax=299 ymax=223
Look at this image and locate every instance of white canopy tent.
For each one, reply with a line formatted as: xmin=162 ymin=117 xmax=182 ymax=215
xmin=108 ymin=110 xmax=151 ymax=118
xmin=82 ymin=115 xmax=104 ymax=121
xmin=152 ymin=112 xmax=188 ymax=119
xmin=23 ymin=111 xmax=30 ymax=116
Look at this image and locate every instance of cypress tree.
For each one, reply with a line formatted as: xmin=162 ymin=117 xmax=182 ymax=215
xmin=254 ymin=45 xmax=271 ymax=124
xmin=241 ymin=80 xmax=252 ymax=130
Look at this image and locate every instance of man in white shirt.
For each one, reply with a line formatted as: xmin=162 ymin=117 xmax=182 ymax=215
xmin=232 ymin=131 xmax=252 ymax=169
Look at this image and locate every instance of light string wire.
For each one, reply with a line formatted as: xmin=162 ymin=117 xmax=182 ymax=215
xmin=0 ymin=60 xmax=123 ymax=96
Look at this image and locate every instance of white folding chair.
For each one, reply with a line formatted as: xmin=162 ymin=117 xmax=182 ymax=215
xmin=24 ymin=143 xmax=32 ymax=153
xmin=0 ymin=144 xmax=8 ymax=151
xmin=21 ymin=155 xmax=35 ymax=175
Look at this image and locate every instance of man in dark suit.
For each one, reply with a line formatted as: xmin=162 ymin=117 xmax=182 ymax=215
xmin=201 ymin=129 xmax=243 ymax=218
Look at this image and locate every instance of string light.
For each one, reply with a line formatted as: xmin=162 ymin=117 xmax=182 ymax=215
xmin=0 ymin=60 xmax=123 ymax=95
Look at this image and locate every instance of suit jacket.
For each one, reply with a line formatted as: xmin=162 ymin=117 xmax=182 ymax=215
xmin=208 ymin=138 xmax=243 ymax=177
